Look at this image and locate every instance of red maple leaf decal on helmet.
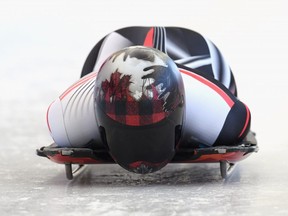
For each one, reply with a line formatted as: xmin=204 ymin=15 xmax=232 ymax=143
xmin=101 ymin=70 xmax=133 ymax=102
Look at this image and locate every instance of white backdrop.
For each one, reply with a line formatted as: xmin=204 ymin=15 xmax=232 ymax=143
xmin=1 ymin=1 xmax=287 ymax=215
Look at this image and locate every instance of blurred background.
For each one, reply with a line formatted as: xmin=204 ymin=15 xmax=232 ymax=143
xmin=0 ymin=0 xmax=287 ymax=215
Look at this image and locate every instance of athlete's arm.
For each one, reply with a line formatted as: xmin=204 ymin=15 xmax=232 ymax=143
xmin=46 ymin=72 xmax=103 ymax=147
xmin=179 ymin=67 xmax=250 ymax=147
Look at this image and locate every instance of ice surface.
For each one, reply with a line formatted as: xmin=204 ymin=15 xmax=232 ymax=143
xmin=1 ymin=1 xmax=288 ymax=215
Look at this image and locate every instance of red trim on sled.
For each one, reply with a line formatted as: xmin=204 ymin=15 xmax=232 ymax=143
xmin=46 ymin=150 xmax=253 ymax=165
xmin=177 ymin=151 xmax=252 ymax=164
xmin=47 ymin=154 xmax=104 ymax=164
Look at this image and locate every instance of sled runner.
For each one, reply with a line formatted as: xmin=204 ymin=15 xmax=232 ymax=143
xmin=36 ymin=131 xmax=258 ymax=180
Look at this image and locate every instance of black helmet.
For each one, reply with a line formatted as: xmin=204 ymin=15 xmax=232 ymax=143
xmin=94 ymin=46 xmax=185 ymax=173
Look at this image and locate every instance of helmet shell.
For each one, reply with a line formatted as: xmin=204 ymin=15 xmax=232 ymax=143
xmin=94 ymin=46 xmax=185 ymax=173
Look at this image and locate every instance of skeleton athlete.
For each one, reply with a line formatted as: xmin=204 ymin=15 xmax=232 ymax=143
xmin=46 ymin=27 xmax=251 ymax=173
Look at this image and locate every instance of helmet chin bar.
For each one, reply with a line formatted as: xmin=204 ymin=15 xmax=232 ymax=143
xmin=128 ymin=160 xmax=169 ymax=174
xmin=96 ymin=102 xmax=184 ymax=173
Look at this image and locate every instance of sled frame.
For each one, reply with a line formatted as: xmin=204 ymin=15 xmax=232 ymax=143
xmin=36 ymin=131 xmax=258 ymax=180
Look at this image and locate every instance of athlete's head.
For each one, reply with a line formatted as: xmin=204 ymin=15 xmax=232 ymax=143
xmin=94 ymin=46 xmax=185 ymax=173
